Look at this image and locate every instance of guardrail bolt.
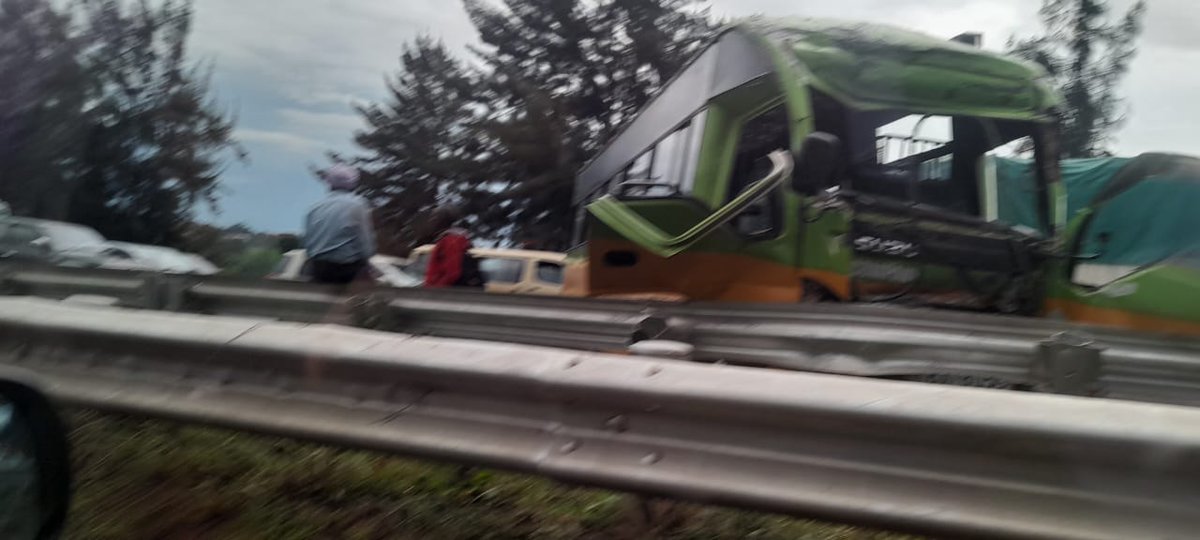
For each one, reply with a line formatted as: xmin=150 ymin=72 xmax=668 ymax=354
xmin=566 ymin=358 xmax=581 ymax=369
xmin=645 ymin=365 xmax=662 ymax=377
xmin=560 ymin=440 xmax=580 ymax=454
xmin=605 ymin=415 xmax=629 ymax=433
xmin=9 ymin=343 xmax=29 ymax=362
xmin=641 ymin=451 xmax=662 ymax=465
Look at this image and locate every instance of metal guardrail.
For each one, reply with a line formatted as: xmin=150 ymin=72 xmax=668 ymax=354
xmin=4 ymin=297 xmax=1200 ymax=540
xmin=2 ymin=263 xmax=1199 ymax=407
xmin=672 ymin=303 xmax=1200 ymax=405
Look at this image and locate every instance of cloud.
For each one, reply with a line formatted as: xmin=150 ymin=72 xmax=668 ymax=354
xmin=189 ymin=0 xmax=478 ymax=105
xmin=277 ymin=109 xmax=363 ymax=138
xmin=192 ymin=0 xmax=1199 ymax=233
xmin=1116 ymin=0 xmax=1197 ymax=52
xmin=708 ymin=0 xmax=1198 ymax=157
xmin=234 ymin=129 xmax=325 ymax=154
xmin=186 ymin=0 xmax=481 ymax=231
xmin=287 ymin=90 xmax=367 ymax=108
xmin=234 ymin=109 xmax=363 ymax=158
xmin=1113 ymin=46 xmax=1200 ymax=154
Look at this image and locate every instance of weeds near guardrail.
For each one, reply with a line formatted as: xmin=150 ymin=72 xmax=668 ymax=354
xmin=64 ymin=411 xmax=911 ymax=540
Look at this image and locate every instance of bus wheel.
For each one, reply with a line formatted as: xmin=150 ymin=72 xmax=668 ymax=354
xmin=800 ymin=280 xmax=836 ymax=303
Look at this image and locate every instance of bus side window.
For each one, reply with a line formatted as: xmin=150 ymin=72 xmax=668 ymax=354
xmin=613 ymin=110 xmax=709 ymax=199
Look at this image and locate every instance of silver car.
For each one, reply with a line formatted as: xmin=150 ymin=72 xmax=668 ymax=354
xmin=101 ymin=242 xmax=218 ymax=274
xmin=11 ymin=218 xmax=109 ymax=267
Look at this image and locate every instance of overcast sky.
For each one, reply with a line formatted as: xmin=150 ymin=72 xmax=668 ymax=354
xmin=188 ymin=0 xmax=1198 ymax=233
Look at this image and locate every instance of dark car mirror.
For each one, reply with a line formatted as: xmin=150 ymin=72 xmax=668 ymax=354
xmin=791 ymin=132 xmax=843 ymax=195
xmin=0 ymin=375 xmax=71 ymax=540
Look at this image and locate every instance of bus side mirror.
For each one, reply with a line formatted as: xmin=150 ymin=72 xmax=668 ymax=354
xmin=791 ymin=132 xmax=842 ymax=194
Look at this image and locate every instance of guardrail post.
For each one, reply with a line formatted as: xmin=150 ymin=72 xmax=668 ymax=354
xmin=160 ymin=275 xmax=190 ymax=312
xmin=0 ymin=266 xmax=21 ymax=296
xmin=135 ymin=272 xmax=191 ymax=311
xmin=350 ymin=292 xmax=400 ymax=331
xmin=1033 ymin=332 xmax=1103 ymax=396
xmin=137 ymin=273 xmax=165 ymax=310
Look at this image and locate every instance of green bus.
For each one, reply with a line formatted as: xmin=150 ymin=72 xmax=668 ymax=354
xmin=567 ymin=18 xmax=1063 ymax=315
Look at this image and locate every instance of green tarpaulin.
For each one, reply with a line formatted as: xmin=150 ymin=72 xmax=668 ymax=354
xmin=995 ymin=154 xmax=1200 ymax=266
xmin=1082 ymin=177 xmax=1200 ymax=265
xmin=994 ymin=157 xmax=1129 ymax=232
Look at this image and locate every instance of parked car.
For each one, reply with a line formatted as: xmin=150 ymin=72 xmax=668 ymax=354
xmin=182 ymin=254 xmax=220 ymax=275
xmin=372 ymin=254 xmax=410 ymax=275
xmin=100 ymin=242 xmax=218 ymax=274
xmin=269 ymin=250 xmax=420 ymax=288
xmin=0 ymin=218 xmax=54 ymax=263
xmin=406 ymin=246 xmax=566 ymax=295
xmin=97 ymin=243 xmax=161 ymax=272
xmin=11 ymin=218 xmax=109 ymax=267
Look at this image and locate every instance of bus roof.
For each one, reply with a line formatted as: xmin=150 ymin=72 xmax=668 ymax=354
xmin=740 ymin=17 xmax=1058 ymax=118
xmin=574 ymin=18 xmax=1058 ymax=204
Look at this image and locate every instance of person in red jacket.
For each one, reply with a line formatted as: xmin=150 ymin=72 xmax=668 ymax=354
xmin=424 ymin=206 xmax=481 ymax=288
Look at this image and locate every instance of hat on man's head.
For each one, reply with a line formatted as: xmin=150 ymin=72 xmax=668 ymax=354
xmin=321 ymin=164 xmax=360 ymax=190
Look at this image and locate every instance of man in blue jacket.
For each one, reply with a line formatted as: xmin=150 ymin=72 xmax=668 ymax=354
xmin=303 ymin=165 xmax=376 ymax=284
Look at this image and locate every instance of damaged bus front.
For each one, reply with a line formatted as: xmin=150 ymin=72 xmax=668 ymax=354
xmin=568 ymin=18 xmax=1063 ymax=313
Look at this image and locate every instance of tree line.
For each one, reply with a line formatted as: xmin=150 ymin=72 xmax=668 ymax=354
xmin=350 ymin=0 xmax=1147 ymax=253
xmin=0 ymin=0 xmax=241 ymax=247
xmin=349 ymin=0 xmax=713 ymax=253
xmin=0 ymin=0 xmax=1146 ymax=254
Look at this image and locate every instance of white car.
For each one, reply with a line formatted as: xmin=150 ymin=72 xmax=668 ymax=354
xmin=269 ymin=250 xmax=419 ymax=287
xmin=182 ymin=254 xmax=220 ymax=275
xmin=101 ymin=242 xmax=220 ymax=274
xmin=13 ymin=218 xmax=110 ymax=267
xmin=0 ymin=218 xmax=54 ymax=262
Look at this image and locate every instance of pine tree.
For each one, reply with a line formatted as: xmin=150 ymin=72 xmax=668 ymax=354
xmin=354 ymin=0 xmax=713 ymax=251
xmin=69 ymin=0 xmax=244 ymax=245
xmin=0 ymin=0 xmax=242 ymax=246
xmin=1010 ymin=0 xmax=1147 ymax=158
xmin=352 ymin=38 xmax=485 ymax=254
xmin=467 ymin=1 xmax=712 ymax=247
xmin=0 ymin=0 xmax=88 ymax=219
